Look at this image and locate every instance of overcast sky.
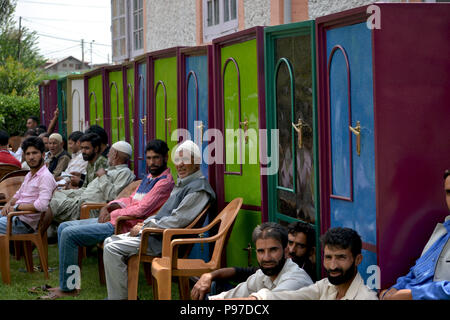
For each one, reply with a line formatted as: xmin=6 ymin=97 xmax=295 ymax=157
xmin=14 ymin=0 xmax=112 ymax=64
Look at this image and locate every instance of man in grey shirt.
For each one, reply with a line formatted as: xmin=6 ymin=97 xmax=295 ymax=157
xmin=103 ymin=140 xmax=216 ymax=300
xmin=209 ymin=222 xmax=313 ymax=300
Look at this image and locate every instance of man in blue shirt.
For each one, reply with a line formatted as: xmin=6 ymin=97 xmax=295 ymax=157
xmin=381 ymin=169 xmax=450 ymax=300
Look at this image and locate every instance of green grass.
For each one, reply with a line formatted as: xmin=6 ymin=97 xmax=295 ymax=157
xmin=0 ymin=243 xmax=180 ymax=300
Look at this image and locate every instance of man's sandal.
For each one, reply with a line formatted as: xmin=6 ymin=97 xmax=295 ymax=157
xmin=28 ymin=284 xmax=53 ymax=294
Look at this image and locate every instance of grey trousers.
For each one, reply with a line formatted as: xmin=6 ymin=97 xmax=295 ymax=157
xmin=103 ymin=233 xmax=160 ymax=300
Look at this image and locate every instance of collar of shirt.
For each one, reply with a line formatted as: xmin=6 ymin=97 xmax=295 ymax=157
xmin=106 ymin=163 xmax=129 ymax=172
xmin=72 ymin=150 xmax=82 ymax=159
xmin=261 ymin=258 xmax=292 ymax=290
xmin=50 ymin=149 xmax=65 ymax=159
xmin=29 ymin=163 xmax=50 ymax=179
xmin=176 ymin=169 xmax=202 ymax=187
xmin=326 ymin=272 xmax=365 ymax=300
xmin=146 ymin=167 xmax=171 ymax=180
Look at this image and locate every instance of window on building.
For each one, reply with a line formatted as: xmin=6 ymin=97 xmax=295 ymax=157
xmin=112 ymin=0 xmax=127 ymax=60
xmin=203 ymin=0 xmax=238 ymax=43
xmin=69 ymin=63 xmax=74 ymax=68
xmin=76 ymin=64 xmax=81 ymax=70
xmin=133 ymin=0 xmax=143 ymax=51
xmin=62 ymin=63 xmax=67 ymax=67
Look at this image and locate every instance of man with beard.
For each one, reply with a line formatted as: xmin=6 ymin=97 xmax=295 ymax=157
xmin=0 ymin=137 xmax=56 ymax=234
xmin=248 ymin=227 xmax=378 ymax=300
xmin=46 ymin=140 xmax=135 ymax=238
xmin=37 ymin=139 xmax=174 ymax=299
xmin=208 ymin=222 xmax=313 ymax=300
xmin=68 ymin=132 xmax=108 ymax=189
xmin=380 ymin=170 xmax=450 ymax=300
xmin=191 ymin=221 xmax=316 ymax=300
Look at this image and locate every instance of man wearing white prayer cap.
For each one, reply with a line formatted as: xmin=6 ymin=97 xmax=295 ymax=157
xmin=46 ymin=140 xmax=136 ymax=239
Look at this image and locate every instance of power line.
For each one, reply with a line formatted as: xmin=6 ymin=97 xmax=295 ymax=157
xmin=21 ymin=16 xmax=107 ymax=24
xmin=36 ymin=32 xmax=111 ymax=47
xmin=41 ymin=44 xmax=80 ymax=56
xmin=18 ymin=0 xmax=107 ymax=9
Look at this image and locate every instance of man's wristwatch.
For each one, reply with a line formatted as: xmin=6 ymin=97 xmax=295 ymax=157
xmin=13 ymin=203 xmax=19 ymax=211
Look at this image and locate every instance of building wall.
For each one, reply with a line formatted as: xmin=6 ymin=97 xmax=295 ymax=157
xmin=307 ymin=0 xmax=407 ymax=19
xmin=243 ymin=0 xmax=271 ymax=28
xmin=146 ymin=0 xmax=197 ymax=52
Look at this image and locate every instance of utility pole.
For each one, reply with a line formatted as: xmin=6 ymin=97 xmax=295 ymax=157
xmin=90 ymin=40 xmax=95 ymax=68
xmin=17 ymin=16 xmax=22 ymax=60
xmin=81 ymin=39 xmax=84 ymax=67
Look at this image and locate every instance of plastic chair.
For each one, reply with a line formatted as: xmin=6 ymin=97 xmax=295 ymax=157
xmin=150 ymin=197 xmax=243 ymax=300
xmin=0 ymin=169 xmax=29 ymax=183
xmin=77 ymin=180 xmax=142 ymax=284
xmin=0 ymin=164 xmax=21 ymax=182
xmin=0 ymin=209 xmax=52 ymax=284
xmin=127 ymin=202 xmax=212 ymax=300
xmin=0 ymin=176 xmax=25 ymax=206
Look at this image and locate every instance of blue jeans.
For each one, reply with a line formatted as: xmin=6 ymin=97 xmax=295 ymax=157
xmin=57 ymin=218 xmax=114 ymax=291
xmin=0 ymin=216 xmax=34 ymax=234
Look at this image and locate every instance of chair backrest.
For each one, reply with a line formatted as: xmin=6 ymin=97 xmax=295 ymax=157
xmin=0 ymin=176 xmax=25 ymax=201
xmin=0 ymin=164 xmax=21 ymax=181
xmin=0 ymin=169 xmax=29 ymax=182
xmin=116 ymin=179 xmax=142 ymax=199
xmin=207 ymin=198 xmax=243 ymax=269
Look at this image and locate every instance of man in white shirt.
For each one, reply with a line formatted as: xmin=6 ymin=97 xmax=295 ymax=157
xmin=56 ymin=131 xmax=87 ymax=186
xmin=248 ymin=227 xmax=378 ymax=300
xmin=209 ymin=222 xmax=313 ymax=300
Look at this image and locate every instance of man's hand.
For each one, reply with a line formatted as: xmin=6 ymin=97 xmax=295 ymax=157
xmin=97 ymin=203 xmax=121 ymax=223
xmin=70 ymin=173 xmax=81 ymax=187
xmin=98 ymin=206 xmax=111 ymax=223
xmin=1 ymin=201 xmax=14 ymax=216
xmin=96 ymin=168 xmax=107 ymax=178
xmin=191 ymin=273 xmax=213 ymax=300
xmin=129 ymin=222 xmax=144 ymax=237
xmin=382 ymin=288 xmax=412 ymax=300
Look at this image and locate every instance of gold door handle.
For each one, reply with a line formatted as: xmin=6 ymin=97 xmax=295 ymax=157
xmin=292 ymin=118 xmax=311 ymax=149
xmin=140 ymin=116 xmax=147 ymax=135
xmin=349 ymin=121 xmax=361 ymax=156
xmin=196 ymin=122 xmax=204 ymax=139
xmin=239 ymin=118 xmax=249 ymax=144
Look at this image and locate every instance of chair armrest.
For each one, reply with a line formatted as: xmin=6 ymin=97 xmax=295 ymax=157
xmin=6 ymin=210 xmax=42 ymax=236
xmin=114 ymin=216 xmax=139 ymax=234
xmin=80 ymin=202 xmax=107 ymax=220
xmin=163 ymin=229 xmax=226 ymax=260
xmin=139 ymin=227 xmax=164 ymax=254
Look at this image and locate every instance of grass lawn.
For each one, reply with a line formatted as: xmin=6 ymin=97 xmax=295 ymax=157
xmin=0 ymin=243 xmax=180 ymax=300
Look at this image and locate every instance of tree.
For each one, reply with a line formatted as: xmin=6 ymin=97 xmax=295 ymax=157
xmin=0 ymin=0 xmax=16 ymax=26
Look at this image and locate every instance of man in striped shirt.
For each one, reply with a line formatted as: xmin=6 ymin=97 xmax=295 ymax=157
xmin=36 ymin=139 xmax=174 ymax=299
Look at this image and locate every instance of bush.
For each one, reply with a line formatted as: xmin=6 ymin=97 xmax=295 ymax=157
xmin=0 ymin=93 xmax=39 ymax=136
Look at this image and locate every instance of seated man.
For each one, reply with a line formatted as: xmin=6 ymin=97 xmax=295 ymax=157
xmin=380 ymin=169 xmax=450 ymax=300
xmin=65 ymin=132 xmax=107 ymax=189
xmin=47 ymin=140 xmax=135 ymax=238
xmin=208 ymin=222 xmax=313 ymax=300
xmin=248 ymin=227 xmax=378 ymax=300
xmin=0 ymin=130 xmax=21 ymax=167
xmin=37 ymin=139 xmax=175 ymax=299
xmin=191 ymin=220 xmax=317 ymax=300
xmin=0 ymin=137 xmax=56 ymax=234
xmin=46 ymin=133 xmax=71 ymax=178
xmin=103 ymin=140 xmax=216 ymax=300
xmin=85 ymin=125 xmax=110 ymax=158
xmin=55 ymin=131 xmax=87 ymax=186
